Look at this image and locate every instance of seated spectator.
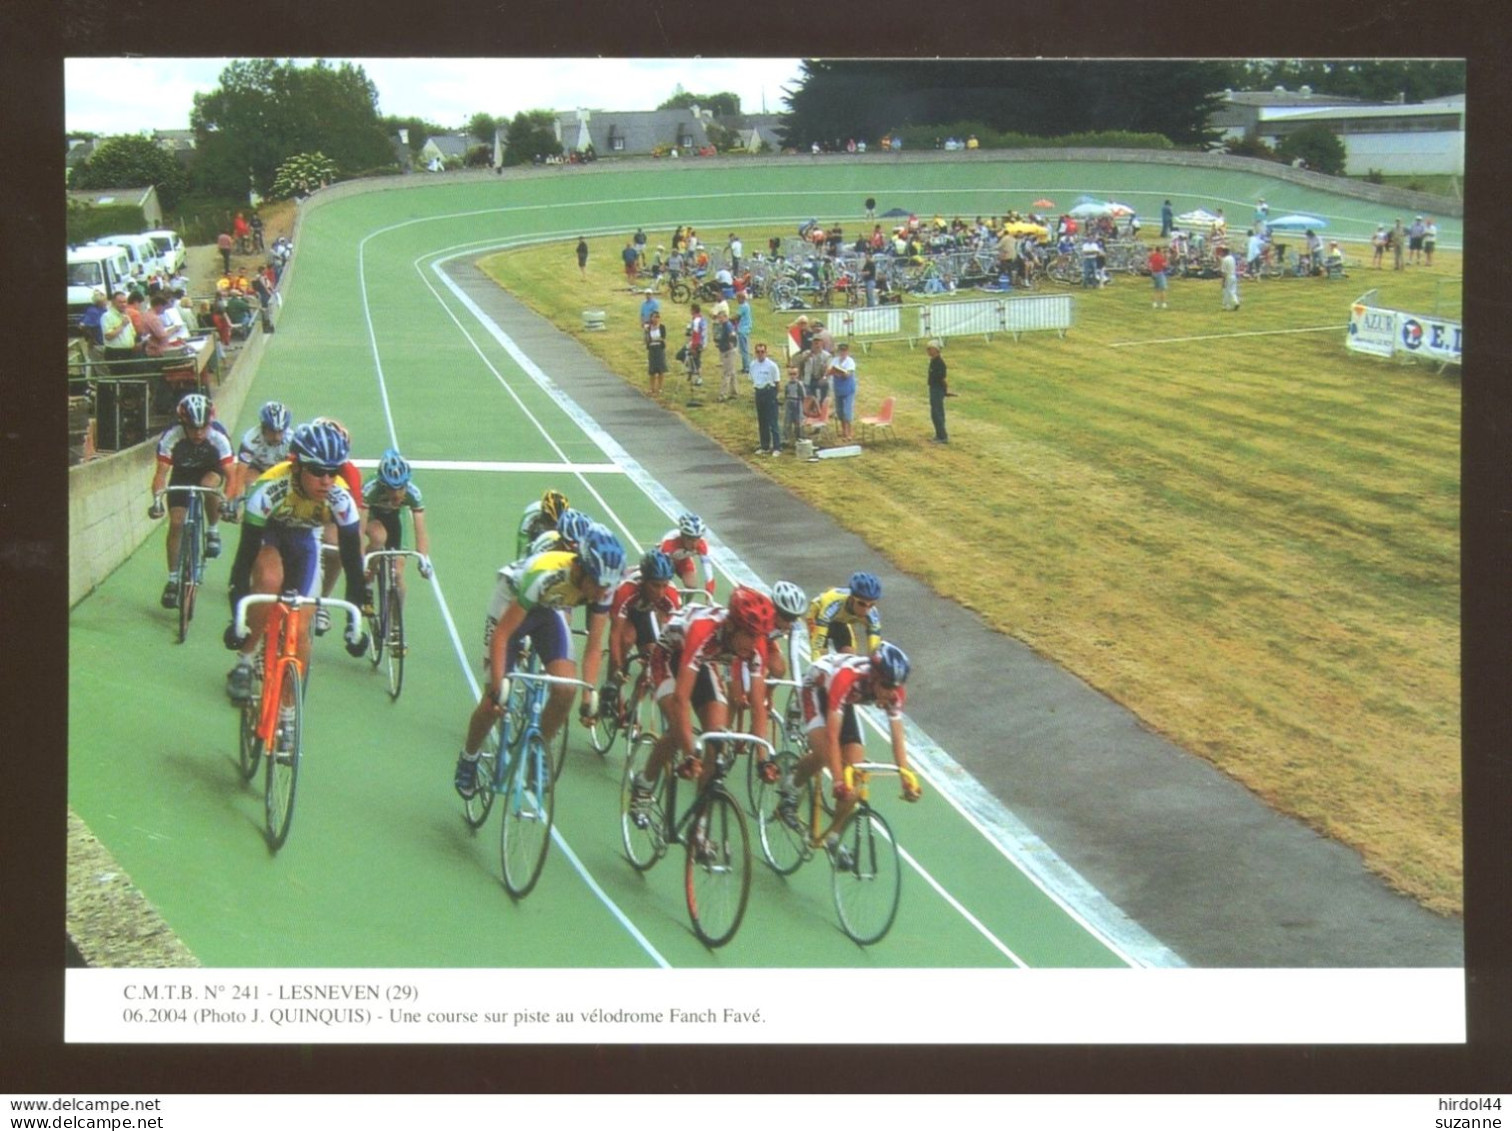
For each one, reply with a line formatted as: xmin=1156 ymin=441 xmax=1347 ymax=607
xmin=210 ymin=295 xmax=233 ymax=347
xmin=1324 ymin=241 xmax=1346 ymax=278
xmin=225 ymin=292 xmax=257 ymax=339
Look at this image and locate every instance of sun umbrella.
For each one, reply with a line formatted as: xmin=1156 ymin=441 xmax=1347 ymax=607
xmin=1106 ymin=201 xmax=1137 ymax=217
xmin=1002 ymin=221 xmax=1050 ymax=238
xmin=1265 ymin=214 xmax=1328 ymax=231
xmin=1175 ymin=208 xmax=1220 ymax=227
xmin=1032 ymin=198 xmax=1056 ymax=208
xmin=1069 ymin=201 xmax=1113 ymax=217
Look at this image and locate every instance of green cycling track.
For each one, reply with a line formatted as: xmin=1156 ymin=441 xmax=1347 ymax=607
xmin=67 ymin=158 xmax=1451 ymax=970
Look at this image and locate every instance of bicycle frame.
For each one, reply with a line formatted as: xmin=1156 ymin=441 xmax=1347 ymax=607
xmin=235 ymin=593 xmax=363 ymax=747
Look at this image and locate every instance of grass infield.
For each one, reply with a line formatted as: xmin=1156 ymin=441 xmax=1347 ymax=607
xmin=482 ymin=234 xmax=1461 ymax=914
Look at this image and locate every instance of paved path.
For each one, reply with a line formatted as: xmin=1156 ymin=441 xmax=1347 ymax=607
xmin=446 ymin=259 xmax=1462 ymax=969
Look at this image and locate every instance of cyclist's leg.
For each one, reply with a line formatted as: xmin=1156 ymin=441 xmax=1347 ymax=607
xmin=690 ymin=669 xmax=730 ymax=788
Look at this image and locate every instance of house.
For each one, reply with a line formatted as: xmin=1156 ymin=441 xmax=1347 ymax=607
xmin=66 ymin=185 xmax=163 ymax=229
xmin=554 ymin=108 xmax=712 ymax=156
xmin=418 ymin=133 xmax=474 ymax=170
xmin=721 ymin=112 xmax=783 ymax=153
xmin=65 ymin=138 xmax=98 ymax=182
xmin=1212 ymin=87 xmax=1465 ymax=175
xmin=392 ymin=130 xmax=415 ymax=173
xmin=152 ymin=129 xmax=198 ymax=170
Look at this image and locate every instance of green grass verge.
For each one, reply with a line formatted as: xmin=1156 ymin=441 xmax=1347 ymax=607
xmin=481 ymin=230 xmax=1462 ymax=914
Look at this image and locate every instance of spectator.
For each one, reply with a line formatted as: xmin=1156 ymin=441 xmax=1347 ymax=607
xmin=217 ymin=230 xmax=234 ymax=274
xmin=1391 ymin=219 xmax=1405 ymax=270
xmin=621 ymin=238 xmax=640 ymax=285
xmin=576 ymin=236 xmax=589 ymax=279
xmin=666 ymin=247 xmax=685 ymax=289
xmin=727 ymin=232 xmax=743 ymax=273
xmin=735 ymin=292 xmax=753 ymax=373
xmin=644 ymin=309 xmax=669 ymax=398
xmin=233 ymin=211 xmax=251 ymax=253
xmin=827 ymin=342 xmax=858 ymax=443
xmin=714 ymin=310 xmax=740 ymax=401
xmin=1219 ymin=246 xmax=1240 ymax=311
xmin=1371 ymin=224 xmax=1387 ymax=269
xmin=783 ymin=364 xmax=806 ymax=450
xmin=100 ymin=290 xmax=138 ymax=371
xmin=639 ymin=290 xmax=661 ymax=330
xmin=125 ymin=291 xmax=146 ymax=336
xmin=226 ymin=291 xmax=256 ymax=339
xmin=79 ymin=289 xmax=108 ymax=346
xmin=1161 ymin=200 xmax=1174 ymax=238
xmin=748 ymin=342 xmax=783 ymax=455
xmin=1423 ymin=219 xmax=1438 ymax=267
xmin=926 ymin=339 xmax=949 ymax=444
xmin=249 ymin=212 xmax=264 ymax=251
xmin=141 ymin=293 xmax=186 ymax=359
xmin=1408 ymin=216 xmax=1426 ymax=265
xmin=685 ymin=303 xmax=705 ymax=385
xmin=862 ymin=252 xmax=878 ymax=307
xmin=1148 ymin=246 xmax=1169 ymax=309
xmin=633 ymin=226 xmax=647 ymax=264
xmin=161 ymin=289 xmax=194 ymax=341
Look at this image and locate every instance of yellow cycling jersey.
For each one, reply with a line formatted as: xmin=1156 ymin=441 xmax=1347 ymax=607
xmin=807 ymin=586 xmax=882 ymax=654
xmin=244 ymin=460 xmax=360 ymax=531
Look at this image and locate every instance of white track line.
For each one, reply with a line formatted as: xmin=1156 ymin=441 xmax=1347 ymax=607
xmin=1108 ymin=324 xmax=1346 ymax=348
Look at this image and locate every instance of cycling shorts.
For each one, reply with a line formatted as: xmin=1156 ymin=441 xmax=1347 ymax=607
xmin=483 ymin=605 xmax=571 ymax=675
xmin=259 ymin=523 xmax=322 ymax=598
xmin=167 ymin=463 xmax=226 ymax=510
xmin=802 ymin=684 xmax=865 ymax=747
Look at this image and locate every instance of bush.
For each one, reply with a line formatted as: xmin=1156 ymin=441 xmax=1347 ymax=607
xmin=464 ymin=145 xmax=492 ymax=168
xmin=1275 ymin=124 xmax=1348 ymax=177
xmin=66 ymin=201 xmax=149 ymax=246
xmin=1223 ymin=137 xmax=1278 ymax=161
xmin=1364 ymin=168 xmax=1385 ymax=184
xmin=163 ymin=194 xmax=248 ymax=246
xmin=893 ymin=124 xmax=1176 ymax=151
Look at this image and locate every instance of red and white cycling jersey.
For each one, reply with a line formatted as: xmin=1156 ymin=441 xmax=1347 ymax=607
xmin=656 ymin=530 xmax=714 ymax=594
xmin=610 ymin=568 xmax=682 ymax=624
xmin=801 ymin=652 xmax=906 ymax=729
xmin=651 ymin=604 xmax=767 ymax=691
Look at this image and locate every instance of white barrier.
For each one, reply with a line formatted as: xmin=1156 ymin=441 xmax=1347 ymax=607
xmin=790 ymin=293 xmax=1074 ymax=353
xmin=1346 ymin=290 xmax=1461 ymax=369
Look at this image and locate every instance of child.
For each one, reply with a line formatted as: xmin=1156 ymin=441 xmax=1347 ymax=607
xmin=783 ymin=366 xmax=806 ymax=449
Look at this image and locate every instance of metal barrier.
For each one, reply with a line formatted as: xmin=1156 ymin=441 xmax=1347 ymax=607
xmin=789 ymin=293 xmax=1073 ymax=353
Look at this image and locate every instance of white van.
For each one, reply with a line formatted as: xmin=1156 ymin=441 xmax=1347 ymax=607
xmin=144 ymin=229 xmax=187 ymax=275
xmin=67 ymin=244 xmax=133 ymax=336
xmin=90 ymin=232 xmax=164 ymax=283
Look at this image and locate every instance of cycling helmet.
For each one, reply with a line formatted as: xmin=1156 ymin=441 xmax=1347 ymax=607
xmin=726 ymin=586 xmax=776 ymax=637
xmin=377 ymin=448 xmax=411 ymax=489
xmin=677 ymin=512 xmax=706 ymax=539
xmin=770 ymin=580 xmax=808 ymax=619
xmin=177 ymin=393 xmax=212 ymax=428
xmin=258 ymin=400 xmax=291 ymax=432
xmin=848 ymin=571 xmax=883 ymax=601
xmin=639 ymin=549 xmax=676 ymax=583
xmin=311 ymin=416 xmax=350 ymax=443
xmin=556 ymin=507 xmax=592 ymax=546
xmin=540 ymin=489 xmax=570 ymax=524
xmin=577 ymin=524 xmax=626 ymax=587
xmin=289 ymin=421 xmax=350 ymax=470
xmin=868 ymin=642 xmax=911 ymax=688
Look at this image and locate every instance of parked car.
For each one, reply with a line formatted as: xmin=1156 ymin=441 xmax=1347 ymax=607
xmin=89 ymin=232 xmax=164 ymax=283
xmin=143 ymin=229 xmax=187 ymax=275
xmin=66 ymin=244 xmax=132 ymax=336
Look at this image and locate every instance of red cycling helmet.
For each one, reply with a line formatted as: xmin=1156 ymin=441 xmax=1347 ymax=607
xmin=726 ymin=586 xmax=776 ymax=637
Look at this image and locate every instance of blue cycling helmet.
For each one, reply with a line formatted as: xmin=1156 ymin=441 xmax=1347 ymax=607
xmin=578 ymin=524 xmax=626 ymax=587
xmin=259 ymin=400 xmax=291 ymax=432
xmin=868 ymin=642 xmax=911 ymax=688
xmin=377 ymin=448 xmax=411 ymax=489
xmin=557 ymin=508 xmax=592 ymax=546
xmin=639 ymin=549 xmax=676 ymax=582
xmin=677 ymin=512 xmax=706 ymax=539
xmin=848 ymin=571 xmax=882 ymax=601
xmin=289 ymin=421 xmax=349 ymax=470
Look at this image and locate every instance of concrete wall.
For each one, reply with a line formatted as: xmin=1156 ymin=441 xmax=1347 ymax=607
xmin=67 ymin=326 xmax=271 ymax=606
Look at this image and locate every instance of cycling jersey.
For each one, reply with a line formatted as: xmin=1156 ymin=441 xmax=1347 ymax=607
xmin=156 ymin=423 xmax=235 ymax=478
xmin=236 ymin=425 xmax=291 ymax=474
xmin=362 ymin=478 xmax=425 ymax=514
xmin=651 ymin=604 xmax=768 ymax=698
xmin=482 ymin=549 xmax=609 ymax=670
xmin=610 ymin=569 xmax=682 ymax=623
xmin=515 ymin=501 xmax=557 ymax=559
xmin=242 ymin=461 xmax=361 ymax=531
xmin=808 ymin=586 xmax=882 ymax=654
xmin=657 ymin=530 xmax=715 ymax=594
xmin=801 ymin=652 xmax=906 ymax=735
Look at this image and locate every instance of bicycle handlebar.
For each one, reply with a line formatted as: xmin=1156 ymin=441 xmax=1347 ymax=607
xmin=511 ymin=672 xmax=594 ymax=692
xmin=154 ymin=486 xmax=224 ymax=501
xmin=842 ymin=761 xmax=921 ymax=797
xmin=676 ymin=587 xmax=715 ymax=607
xmin=234 ymin=593 xmax=364 ymax=642
xmin=695 ymin=731 xmax=775 ymax=760
xmin=363 ymin=549 xmax=433 ymax=572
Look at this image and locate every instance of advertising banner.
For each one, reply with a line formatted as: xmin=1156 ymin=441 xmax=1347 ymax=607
xmin=1347 ymin=301 xmax=1461 ymax=367
xmin=1346 ymin=302 xmax=1397 ymax=358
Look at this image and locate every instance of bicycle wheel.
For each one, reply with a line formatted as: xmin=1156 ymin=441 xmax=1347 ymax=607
xmin=383 ymin=583 xmax=405 ymax=700
xmin=588 ymin=681 xmax=622 ymax=755
xmin=264 ymin=660 xmax=302 ymax=851
xmin=684 ymin=788 xmax=751 ymax=948
xmin=755 ymin=751 xmax=810 ymax=876
xmin=619 ymin=732 xmax=667 ymax=871
xmin=175 ymin=506 xmax=199 ymax=644
xmin=237 ymin=669 xmax=263 ymax=783
xmin=830 ymin=807 xmax=901 ymax=945
xmin=463 ymin=724 xmax=500 ymax=830
xmin=668 ymin=279 xmax=691 ymax=304
xmin=366 ymin=566 xmax=387 ymax=668
xmin=499 ymin=732 xmax=554 ymax=898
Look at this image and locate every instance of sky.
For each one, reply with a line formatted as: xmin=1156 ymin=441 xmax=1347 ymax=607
xmin=63 ymin=57 xmax=806 ymax=137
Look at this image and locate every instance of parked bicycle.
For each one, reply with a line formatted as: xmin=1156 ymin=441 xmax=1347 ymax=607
xmin=619 ymin=730 xmax=773 ymax=947
xmin=463 ymin=668 xmax=592 ymax=898
xmin=233 ymin=592 xmax=363 ymax=852
xmin=362 ymin=549 xmax=431 ymax=701
xmin=154 ymin=486 xmax=222 ymax=643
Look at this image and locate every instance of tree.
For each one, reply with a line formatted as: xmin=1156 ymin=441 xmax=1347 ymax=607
xmin=190 ymin=59 xmax=395 ymax=198
xmin=1229 ymin=60 xmax=1465 ymax=103
xmin=69 ymin=134 xmax=189 ymax=211
xmin=381 ymin=114 xmax=448 ymax=154
xmin=657 ymin=90 xmax=741 ymax=116
xmin=268 ymin=152 xmax=339 ymax=200
xmin=501 ymin=110 xmax=561 ymax=166
xmin=466 ymin=112 xmax=500 ymax=144
xmin=1275 ymin=124 xmax=1348 ymax=176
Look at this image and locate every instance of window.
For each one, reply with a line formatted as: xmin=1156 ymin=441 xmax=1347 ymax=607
xmin=612 ymin=137 xmax=625 ymax=152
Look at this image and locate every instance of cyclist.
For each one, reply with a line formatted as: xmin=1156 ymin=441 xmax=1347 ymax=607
xmin=778 ymin=642 xmax=923 ymax=833
xmin=657 ymin=511 xmax=716 ymax=597
xmin=223 ymin=421 xmax=370 ymax=702
xmin=516 ymin=488 xmax=570 ymax=559
xmin=764 ymin=579 xmax=808 ymax=682
xmin=147 ymin=393 xmax=235 ymax=608
xmin=807 ymin=571 xmax=883 ymax=656
xmin=453 ymin=524 xmax=625 ymax=799
xmin=224 ymin=400 xmax=292 ymax=520
xmin=627 ymin=587 xmax=774 ymax=812
xmin=599 ymin=548 xmax=683 ymax=720
xmin=309 ymin=417 xmax=365 ymax=637
xmin=362 ymin=448 xmax=434 ymax=598
xmin=525 ymin=506 xmax=592 ymax=558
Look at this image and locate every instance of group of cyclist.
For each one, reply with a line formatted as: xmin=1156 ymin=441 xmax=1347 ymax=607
xmin=146 ymin=394 xmax=433 ymax=703
xmin=452 ymin=488 xmax=924 ymax=838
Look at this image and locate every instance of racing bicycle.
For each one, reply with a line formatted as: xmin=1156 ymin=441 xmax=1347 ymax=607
xmin=155 ymin=486 xmax=222 ymax=643
xmin=362 ymin=549 xmax=431 ymax=701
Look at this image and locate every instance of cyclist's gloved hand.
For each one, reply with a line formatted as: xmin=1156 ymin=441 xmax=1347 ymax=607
xmin=148 ymin=499 xmax=166 ymax=520
xmin=343 ymin=618 xmax=368 ymax=657
xmin=418 ymin=557 xmax=434 ymax=580
xmin=899 ymin=768 xmax=923 ymax=803
xmin=579 ymin=688 xmax=598 ymax=722
xmin=490 ymin=678 xmax=512 ymax=708
xmin=223 ymin=621 xmax=247 ymax=650
xmin=221 ymin=497 xmax=241 ymax=523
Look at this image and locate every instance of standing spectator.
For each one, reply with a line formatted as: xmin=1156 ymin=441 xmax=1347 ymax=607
xmin=1219 ymin=246 xmax=1240 ymax=311
xmin=827 ymin=342 xmax=858 ymax=443
xmin=633 ymin=226 xmax=648 ymax=265
xmin=621 ymin=237 xmax=640 ymax=285
xmin=1160 ymin=199 xmax=1174 ymax=238
xmin=217 ymin=230 xmax=234 ymax=274
xmin=714 ymin=311 xmax=740 ymax=401
xmin=1254 ymin=198 xmax=1269 ymax=228
xmin=864 ymin=197 xmax=876 ymax=219
xmin=783 ymin=364 xmax=806 ymax=450
xmin=249 ymin=212 xmax=264 ymax=251
xmin=667 ymin=247 xmax=684 ymax=289
xmin=576 ymin=236 xmax=589 ymax=279
xmin=1080 ymin=235 xmax=1103 ymax=288
xmin=638 ymin=290 xmax=661 ymax=330
xmin=125 ymin=291 xmax=146 ymax=337
xmin=1371 ymin=224 xmax=1387 ymax=268
xmin=233 ymin=211 xmax=251 ymax=253
xmin=644 ymin=310 xmax=669 ymax=398
xmin=926 ymin=340 xmax=949 ymax=444
xmin=1408 ymin=216 xmax=1426 ymax=265
xmin=78 ymin=289 xmax=109 ymax=346
xmin=861 ymin=251 xmax=878 ymax=307
xmin=160 ymin=289 xmax=194 ymax=342
xmin=735 ymin=292 xmax=753 ymax=373
xmin=749 ymin=342 xmax=783 ymax=455
xmin=1245 ymin=228 xmax=1265 ymax=278
xmin=1148 ymin=246 xmax=1169 ymax=309
xmin=727 ymin=232 xmax=743 ymax=273
xmin=1391 ymin=219 xmax=1405 ymax=271
xmin=101 ymin=291 xmax=138 ymax=371
xmin=141 ymin=293 xmax=185 ymax=358
xmin=1423 ymin=218 xmax=1438 ymax=267
xmin=685 ymin=303 xmax=706 ymax=386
